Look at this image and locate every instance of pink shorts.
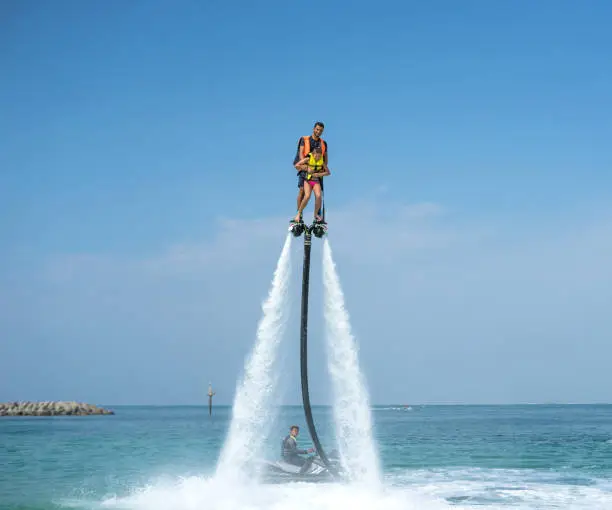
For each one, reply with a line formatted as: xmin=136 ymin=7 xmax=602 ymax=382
xmin=306 ymin=180 xmax=319 ymax=188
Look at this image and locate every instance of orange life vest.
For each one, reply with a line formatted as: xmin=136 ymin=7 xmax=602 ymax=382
xmin=301 ymin=136 xmax=326 ymax=159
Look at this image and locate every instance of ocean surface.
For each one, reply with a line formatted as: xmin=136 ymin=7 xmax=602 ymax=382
xmin=2 ymin=404 xmax=612 ymax=510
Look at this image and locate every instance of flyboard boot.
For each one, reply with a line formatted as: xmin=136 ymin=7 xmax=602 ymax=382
xmin=289 ymin=213 xmax=305 ymax=237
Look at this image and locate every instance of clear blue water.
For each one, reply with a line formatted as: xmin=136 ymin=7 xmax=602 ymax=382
xmin=2 ymin=404 xmax=612 ymax=510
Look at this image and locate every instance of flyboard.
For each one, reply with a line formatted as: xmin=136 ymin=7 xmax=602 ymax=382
xmin=262 ymin=190 xmax=344 ymax=482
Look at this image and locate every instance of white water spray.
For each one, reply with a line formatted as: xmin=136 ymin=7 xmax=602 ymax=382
xmin=322 ymin=238 xmax=381 ymax=486
xmin=216 ymin=234 xmax=293 ymax=481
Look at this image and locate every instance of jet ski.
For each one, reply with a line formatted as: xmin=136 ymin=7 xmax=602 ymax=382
xmin=259 ymin=450 xmax=343 ymax=483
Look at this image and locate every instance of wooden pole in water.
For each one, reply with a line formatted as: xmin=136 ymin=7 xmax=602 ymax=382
xmin=207 ymin=382 xmax=215 ymax=416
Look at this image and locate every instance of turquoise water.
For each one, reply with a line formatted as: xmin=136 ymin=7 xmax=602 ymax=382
xmin=2 ymin=404 xmax=612 ymax=509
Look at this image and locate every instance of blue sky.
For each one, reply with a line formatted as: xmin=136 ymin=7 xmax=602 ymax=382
xmin=1 ymin=0 xmax=611 ymax=405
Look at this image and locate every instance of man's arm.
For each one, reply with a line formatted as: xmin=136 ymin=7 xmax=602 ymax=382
xmin=283 ymin=436 xmax=308 ymax=455
xmin=312 ymin=168 xmax=330 ymax=178
xmin=283 ymin=436 xmax=297 ymax=454
xmin=323 ymin=140 xmax=328 ymax=165
xmin=294 ymin=156 xmax=309 ymax=171
xmin=312 ymin=163 xmax=331 ymax=178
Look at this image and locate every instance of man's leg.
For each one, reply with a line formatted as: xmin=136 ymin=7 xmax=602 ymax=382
xmin=298 ymin=456 xmax=314 ymax=474
xmin=286 ymin=455 xmax=306 ymax=467
xmin=296 ymin=173 xmax=305 ymax=215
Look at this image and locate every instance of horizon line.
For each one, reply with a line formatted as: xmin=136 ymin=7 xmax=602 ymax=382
xmin=64 ymin=402 xmax=612 ymax=407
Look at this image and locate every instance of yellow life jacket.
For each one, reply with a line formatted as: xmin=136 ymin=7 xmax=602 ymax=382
xmin=307 ymin=153 xmax=325 ymax=173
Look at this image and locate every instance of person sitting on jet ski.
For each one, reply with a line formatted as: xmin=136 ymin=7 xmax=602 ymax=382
xmin=282 ymin=425 xmax=315 ymax=471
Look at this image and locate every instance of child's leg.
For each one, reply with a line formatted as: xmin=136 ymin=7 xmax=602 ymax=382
xmin=294 ymin=182 xmax=312 ymax=222
xmin=312 ymin=184 xmax=322 ymax=220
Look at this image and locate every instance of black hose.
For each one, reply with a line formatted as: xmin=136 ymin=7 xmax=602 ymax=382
xmin=300 ymin=229 xmax=339 ymax=478
xmin=319 ymin=177 xmax=325 ymax=222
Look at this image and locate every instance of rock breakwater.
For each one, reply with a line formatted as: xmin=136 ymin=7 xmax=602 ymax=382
xmin=0 ymin=401 xmax=114 ymax=416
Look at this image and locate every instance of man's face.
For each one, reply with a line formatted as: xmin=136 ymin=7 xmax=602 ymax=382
xmin=290 ymin=427 xmax=299 ymax=437
xmin=313 ymin=124 xmax=324 ymax=138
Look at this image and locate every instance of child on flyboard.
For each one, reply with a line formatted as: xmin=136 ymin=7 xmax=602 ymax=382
xmin=291 ymin=146 xmax=330 ymax=224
